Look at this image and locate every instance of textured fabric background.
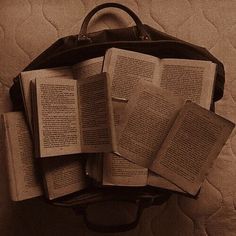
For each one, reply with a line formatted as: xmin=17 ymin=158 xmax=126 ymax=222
xmin=0 ymin=1 xmax=236 ymax=235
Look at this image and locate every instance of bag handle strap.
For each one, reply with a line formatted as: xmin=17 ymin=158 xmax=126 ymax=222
xmin=78 ymin=3 xmax=150 ymax=41
xmin=73 ymin=199 xmax=144 ymax=233
xmin=72 ymin=192 xmax=170 ymax=233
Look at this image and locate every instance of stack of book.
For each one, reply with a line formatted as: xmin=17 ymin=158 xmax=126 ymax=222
xmin=2 ymin=48 xmax=234 ymax=201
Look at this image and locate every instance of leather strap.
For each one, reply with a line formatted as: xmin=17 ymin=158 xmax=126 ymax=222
xmin=78 ymin=3 xmax=150 ymax=41
xmin=83 ymin=202 xmax=143 ymax=233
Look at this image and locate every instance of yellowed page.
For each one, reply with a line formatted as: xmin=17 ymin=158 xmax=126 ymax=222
xmin=2 ymin=112 xmax=42 ymax=201
xmin=77 ymin=73 xmax=116 ymax=153
xmin=150 ymin=102 xmax=235 ymax=195
xmin=103 ymin=48 xmax=160 ymax=100
xmin=147 ymin=171 xmax=185 ymax=193
xmin=35 ymin=77 xmax=81 ymax=157
xmin=20 ymin=57 xmax=103 ymax=134
xmin=103 ymin=152 xmax=148 ymax=186
xmin=158 ymin=59 xmax=216 ymax=109
xmin=73 ymin=57 xmax=104 ymax=79
xmin=118 ymin=81 xmax=184 ymax=168
xmin=103 ymin=100 xmax=148 ymax=186
xmin=41 ymin=155 xmax=88 ymax=200
xmin=112 ymin=99 xmax=127 ymax=137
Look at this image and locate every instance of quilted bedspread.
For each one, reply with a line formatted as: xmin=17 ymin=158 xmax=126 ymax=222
xmin=0 ymin=1 xmax=236 ymax=235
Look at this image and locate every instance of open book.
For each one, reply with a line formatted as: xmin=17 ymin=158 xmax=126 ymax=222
xmin=103 ymin=48 xmax=216 ymax=109
xmin=116 ymin=81 xmax=235 ymax=195
xmin=2 ymin=112 xmax=89 ymax=200
xmin=19 ymin=57 xmax=103 ymax=133
xmin=31 ymin=72 xmax=116 ymax=158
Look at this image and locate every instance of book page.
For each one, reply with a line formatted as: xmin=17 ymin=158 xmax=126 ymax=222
xmin=2 ymin=112 xmax=42 ymax=201
xmin=150 ymin=102 xmax=235 ymax=195
xmin=147 ymin=171 xmax=185 ymax=193
xmin=112 ymin=99 xmax=127 ymax=137
xmin=35 ymin=77 xmax=81 ymax=157
xmin=20 ymin=67 xmax=73 ymax=132
xmin=118 ymin=81 xmax=184 ymax=168
xmin=73 ymin=57 xmax=104 ymax=79
xmin=86 ymin=100 xmax=126 ymax=184
xmin=41 ymin=155 xmax=88 ymax=200
xmin=77 ymin=73 xmax=116 ymax=153
xmin=103 ymin=48 xmax=160 ymax=100
xmin=158 ymin=59 xmax=216 ymax=109
xmin=103 ymin=152 xmax=148 ymax=186
xmin=103 ymin=100 xmax=148 ymax=186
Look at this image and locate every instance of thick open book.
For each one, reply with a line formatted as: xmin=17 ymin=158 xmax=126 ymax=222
xmin=116 ymin=81 xmax=235 ymax=195
xmin=2 ymin=112 xmax=42 ymax=201
xmin=103 ymin=48 xmax=216 ymax=109
xmin=31 ymin=72 xmax=116 ymax=158
xmin=2 ymin=112 xmax=89 ymax=200
xmin=19 ymin=57 xmax=103 ymax=133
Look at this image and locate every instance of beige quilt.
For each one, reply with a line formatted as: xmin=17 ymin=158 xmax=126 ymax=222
xmin=0 ymin=1 xmax=236 ymax=235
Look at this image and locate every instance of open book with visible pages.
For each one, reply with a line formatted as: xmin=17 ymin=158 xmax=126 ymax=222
xmin=19 ymin=57 xmax=103 ymax=133
xmin=31 ymin=72 xmax=116 ymax=158
xmin=20 ymin=57 xmax=117 ymax=159
xmin=103 ymin=48 xmax=216 ymax=109
xmin=2 ymin=112 xmax=89 ymax=201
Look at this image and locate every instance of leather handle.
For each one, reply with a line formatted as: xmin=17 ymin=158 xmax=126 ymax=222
xmin=81 ymin=200 xmax=144 ymax=233
xmin=78 ymin=3 xmax=150 ymax=41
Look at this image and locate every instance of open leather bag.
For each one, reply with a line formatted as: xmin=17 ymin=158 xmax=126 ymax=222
xmin=9 ymin=3 xmax=225 ymax=233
